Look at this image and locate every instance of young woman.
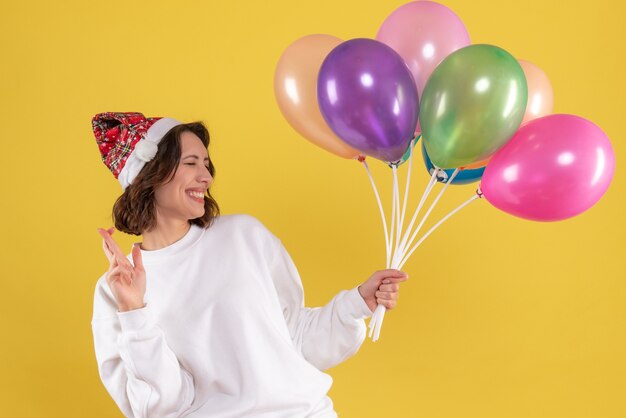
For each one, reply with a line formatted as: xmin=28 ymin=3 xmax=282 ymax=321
xmin=90 ymin=112 xmax=409 ymax=417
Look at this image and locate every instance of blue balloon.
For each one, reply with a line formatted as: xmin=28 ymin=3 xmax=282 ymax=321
xmin=393 ymin=134 xmax=420 ymax=167
xmin=397 ymin=135 xmax=485 ymax=184
xmin=421 ymin=139 xmax=485 ymax=184
xmin=394 ymin=135 xmax=485 ymax=184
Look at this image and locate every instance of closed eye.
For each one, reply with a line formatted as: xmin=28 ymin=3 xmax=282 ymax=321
xmin=185 ymin=163 xmax=210 ymax=169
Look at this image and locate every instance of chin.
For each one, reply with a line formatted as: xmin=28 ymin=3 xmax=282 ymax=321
xmin=190 ymin=209 xmax=205 ymax=219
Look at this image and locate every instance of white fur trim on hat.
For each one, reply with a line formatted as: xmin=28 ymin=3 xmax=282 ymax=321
xmin=118 ymin=117 xmax=183 ymax=189
xmin=134 ymin=140 xmax=159 ymax=162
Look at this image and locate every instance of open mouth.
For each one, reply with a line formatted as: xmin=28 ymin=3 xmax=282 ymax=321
xmin=186 ymin=190 xmax=205 ymax=204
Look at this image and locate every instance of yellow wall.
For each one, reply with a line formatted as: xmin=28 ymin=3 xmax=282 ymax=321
xmin=1 ymin=0 xmax=624 ymax=416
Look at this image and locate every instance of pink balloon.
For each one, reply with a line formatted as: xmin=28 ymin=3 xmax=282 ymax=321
xmin=376 ymin=1 xmax=471 ymax=102
xmin=481 ymin=114 xmax=615 ymax=222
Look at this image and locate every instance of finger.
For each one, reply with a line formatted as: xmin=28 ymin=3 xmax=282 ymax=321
xmin=97 ymin=228 xmax=130 ymax=267
xmin=379 ymin=283 xmax=400 ymax=292
xmin=379 ymin=289 xmax=400 ymax=300
xmin=106 ymin=254 xmax=119 ymax=273
xmin=97 ymin=228 xmax=123 ymax=258
xmin=378 ymin=269 xmax=409 ymax=278
xmin=124 ymin=270 xmax=134 ymax=285
xmin=102 ymin=236 xmax=116 ymax=262
xmin=131 ymin=243 xmax=144 ymax=271
xmin=375 ymin=290 xmax=396 ymax=300
xmin=102 ymin=239 xmax=113 ymax=261
xmin=99 ymin=228 xmax=114 ymax=254
xmin=105 ymin=240 xmax=128 ymax=269
xmin=109 ymin=264 xmax=133 ymax=278
xmin=382 ymin=276 xmax=409 ymax=284
xmin=377 ymin=298 xmax=397 ymax=309
xmin=115 ymin=270 xmax=133 ymax=286
xmin=108 ymin=265 xmax=134 ymax=285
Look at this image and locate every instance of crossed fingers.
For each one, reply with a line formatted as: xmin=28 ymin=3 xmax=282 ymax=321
xmin=97 ymin=227 xmax=135 ymax=285
xmin=97 ymin=228 xmax=131 ymax=267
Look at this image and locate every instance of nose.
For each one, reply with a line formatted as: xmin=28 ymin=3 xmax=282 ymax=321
xmin=199 ymin=167 xmax=214 ymax=187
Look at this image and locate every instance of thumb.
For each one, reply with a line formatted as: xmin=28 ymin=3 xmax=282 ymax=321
xmin=373 ymin=269 xmax=407 ymax=283
xmin=363 ymin=270 xmax=389 ymax=293
xmin=381 ymin=269 xmax=409 ymax=278
xmin=131 ymin=243 xmax=144 ymax=270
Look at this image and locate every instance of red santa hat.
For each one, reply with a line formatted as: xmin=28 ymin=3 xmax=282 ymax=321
xmin=92 ymin=112 xmax=182 ymax=189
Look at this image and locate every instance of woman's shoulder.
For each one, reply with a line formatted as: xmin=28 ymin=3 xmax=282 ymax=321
xmin=213 ymin=213 xmax=267 ymax=229
xmin=214 ymin=212 xmax=260 ymax=225
xmin=212 ymin=213 xmax=278 ymax=241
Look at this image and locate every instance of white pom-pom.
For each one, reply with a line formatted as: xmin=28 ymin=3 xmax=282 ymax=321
xmin=134 ymin=140 xmax=158 ymax=162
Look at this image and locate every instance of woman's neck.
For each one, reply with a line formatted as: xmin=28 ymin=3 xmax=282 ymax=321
xmin=141 ymin=218 xmax=191 ymax=251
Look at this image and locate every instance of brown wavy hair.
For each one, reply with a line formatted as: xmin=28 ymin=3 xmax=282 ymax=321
xmin=112 ymin=122 xmax=220 ymax=235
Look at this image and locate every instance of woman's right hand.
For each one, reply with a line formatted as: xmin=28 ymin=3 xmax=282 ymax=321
xmin=97 ymin=227 xmax=147 ymax=312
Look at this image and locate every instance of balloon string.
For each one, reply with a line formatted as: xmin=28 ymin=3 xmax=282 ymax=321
xmin=362 ymin=159 xmax=393 ymax=342
xmin=391 ymin=165 xmax=404 ymax=267
xmin=389 ymin=165 xmax=398 ymax=268
xmin=361 ymin=160 xmax=390 ymax=268
xmin=398 ymin=192 xmax=480 ymax=270
xmin=395 ymin=137 xmax=416 ymax=267
xmin=373 ymin=304 xmax=384 ymax=341
xmin=393 ymin=167 xmax=401 ymax=258
xmin=393 ymin=168 xmax=439 ymax=268
xmin=368 ymin=164 xmax=402 ymax=342
xmin=369 ymin=168 xmax=399 ymax=341
xmin=370 ymin=191 xmax=480 ymax=342
xmin=397 ymin=168 xmax=460 ymax=263
xmin=369 ymin=304 xmax=384 ymax=340
xmin=369 ymin=138 xmax=418 ymax=342
xmin=369 ymin=163 xmax=444 ymax=342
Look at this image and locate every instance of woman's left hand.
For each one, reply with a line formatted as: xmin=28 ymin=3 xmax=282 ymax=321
xmin=358 ymin=269 xmax=409 ymax=313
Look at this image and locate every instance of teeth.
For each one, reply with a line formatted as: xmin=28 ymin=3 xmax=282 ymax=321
xmin=187 ymin=191 xmax=204 ymax=199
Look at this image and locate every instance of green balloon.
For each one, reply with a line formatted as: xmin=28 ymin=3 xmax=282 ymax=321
xmin=420 ymin=44 xmax=527 ymax=169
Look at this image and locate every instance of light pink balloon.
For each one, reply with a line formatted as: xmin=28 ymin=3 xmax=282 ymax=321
xmin=376 ymin=1 xmax=471 ymax=102
xmin=518 ymin=59 xmax=554 ymax=124
xmin=481 ymin=114 xmax=615 ymax=222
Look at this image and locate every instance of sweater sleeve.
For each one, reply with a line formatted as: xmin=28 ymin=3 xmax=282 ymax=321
xmin=91 ymin=280 xmax=195 ymax=418
xmin=267 ymin=237 xmax=374 ymax=371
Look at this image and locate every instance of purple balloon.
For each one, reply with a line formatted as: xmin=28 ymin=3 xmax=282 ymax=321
xmin=481 ymin=114 xmax=615 ymax=222
xmin=317 ymin=38 xmax=419 ymax=163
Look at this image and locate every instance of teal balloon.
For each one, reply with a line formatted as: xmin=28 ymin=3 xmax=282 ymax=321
xmin=420 ymin=44 xmax=527 ymax=169
xmin=393 ymin=134 xmax=421 ymax=167
xmin=421 ymin=141 xmax=485 ymax=185
xmin=391 ymin=134 xmax=485 ymax=184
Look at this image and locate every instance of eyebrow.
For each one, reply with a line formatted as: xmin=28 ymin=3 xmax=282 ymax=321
xmin=182 ymin=155 xmax=209 ymax=161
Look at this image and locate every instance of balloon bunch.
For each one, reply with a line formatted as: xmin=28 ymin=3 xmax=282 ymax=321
xmin=274 ymin=1 xmax=615 ymax=342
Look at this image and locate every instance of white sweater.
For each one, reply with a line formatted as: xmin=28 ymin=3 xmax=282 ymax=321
xmin=91 ymin=214 xmax=374 ymax=417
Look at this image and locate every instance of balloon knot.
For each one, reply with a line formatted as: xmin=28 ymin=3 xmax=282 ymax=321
xmin=357 ymin=155 xmax=366 ymax=163
xmin=476 ymin=186 xmax=484 ymax=198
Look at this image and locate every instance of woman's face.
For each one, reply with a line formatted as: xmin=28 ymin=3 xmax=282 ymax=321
xmin=153 ymin=131 xmax=214 ymax=223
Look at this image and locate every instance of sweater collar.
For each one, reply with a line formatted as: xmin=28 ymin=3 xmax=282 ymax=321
xmin=137 ymin=223 xmax=205 ymax=264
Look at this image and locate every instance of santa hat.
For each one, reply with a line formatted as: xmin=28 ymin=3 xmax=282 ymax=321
xmin=92 ymin=112 xmax=183 ymax=189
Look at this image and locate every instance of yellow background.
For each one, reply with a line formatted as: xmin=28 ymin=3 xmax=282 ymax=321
xmin=1 ymin=0 xmax=624 ymax=416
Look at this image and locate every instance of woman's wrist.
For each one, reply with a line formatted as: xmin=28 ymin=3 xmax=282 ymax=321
xmin=358 ymin=285 xmax=377 ymax=312
xmin=118 ymin=302 xmax=146 ymax=312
